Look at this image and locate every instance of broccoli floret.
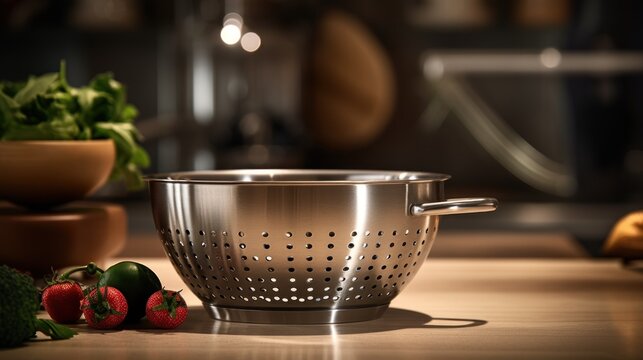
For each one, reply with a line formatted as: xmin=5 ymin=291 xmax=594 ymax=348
xmin=0 ymin=265 xmax=77 ymax=348
xmin=0 ymin=265 xmax=39 ymax=347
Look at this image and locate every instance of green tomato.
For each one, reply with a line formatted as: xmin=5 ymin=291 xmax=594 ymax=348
xmin=98 ymin=261 xmax=162 ymax=322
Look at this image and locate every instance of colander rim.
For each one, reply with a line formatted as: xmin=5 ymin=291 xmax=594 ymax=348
xmin=144 ymin=169 xmax=450 ymax=185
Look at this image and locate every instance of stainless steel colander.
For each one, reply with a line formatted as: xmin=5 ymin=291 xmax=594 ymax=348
xmin=146 ymin=170 xmax=497 ymax=324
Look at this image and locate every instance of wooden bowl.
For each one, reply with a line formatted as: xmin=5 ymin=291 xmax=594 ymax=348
xmin=0 ymin=201 xmax=127 ymax=277
xmin=0 ymin=140 xmax=115 ymax=209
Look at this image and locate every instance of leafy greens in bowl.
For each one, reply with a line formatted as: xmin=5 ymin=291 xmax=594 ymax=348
xmin=0 ymin=62 xmax=149 ymax=189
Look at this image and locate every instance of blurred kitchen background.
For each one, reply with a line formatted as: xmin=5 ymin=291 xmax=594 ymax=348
xmin=1 ymin=0 xmax=642 ymax=257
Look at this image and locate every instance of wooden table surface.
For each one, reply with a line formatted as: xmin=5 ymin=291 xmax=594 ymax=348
xmin=4 ymin=258 xmax=643 ymax=360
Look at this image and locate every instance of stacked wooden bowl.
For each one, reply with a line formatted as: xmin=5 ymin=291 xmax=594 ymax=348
xmin=0 ymin=140 xmax=126 ymax=276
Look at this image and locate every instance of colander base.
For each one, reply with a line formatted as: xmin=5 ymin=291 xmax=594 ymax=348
xmin=203 ymin=303 xmax=389 ymax=324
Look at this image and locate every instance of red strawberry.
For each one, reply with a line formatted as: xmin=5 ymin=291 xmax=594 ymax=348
xmin=42 ymin=262 xmax=106 ymax=324
xmin=81 ymin=286 xmax=128 ymax=329
xmin=42 ymin=281 xmax=84 ymax=323
xmin=145 ymin=289 xmax=188 ymax=329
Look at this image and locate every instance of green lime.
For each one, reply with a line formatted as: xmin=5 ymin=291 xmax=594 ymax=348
xmin=98 ymin=261 xmax=162 ymax=322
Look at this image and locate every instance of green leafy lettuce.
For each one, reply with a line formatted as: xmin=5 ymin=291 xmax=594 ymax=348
xmin=0 ymin=61 xmax=149 ymax=189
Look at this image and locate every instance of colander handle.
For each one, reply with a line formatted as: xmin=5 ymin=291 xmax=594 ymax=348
xmin=411 ymin=198 xmax=498 ymax=216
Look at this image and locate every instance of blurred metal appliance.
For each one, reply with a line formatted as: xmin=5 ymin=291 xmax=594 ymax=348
xmin=422 ymin=50 xmax=643 ymax=199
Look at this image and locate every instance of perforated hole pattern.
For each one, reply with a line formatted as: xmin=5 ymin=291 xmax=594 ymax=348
xmin=156 ymin=224 xmax=439 ymax=309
